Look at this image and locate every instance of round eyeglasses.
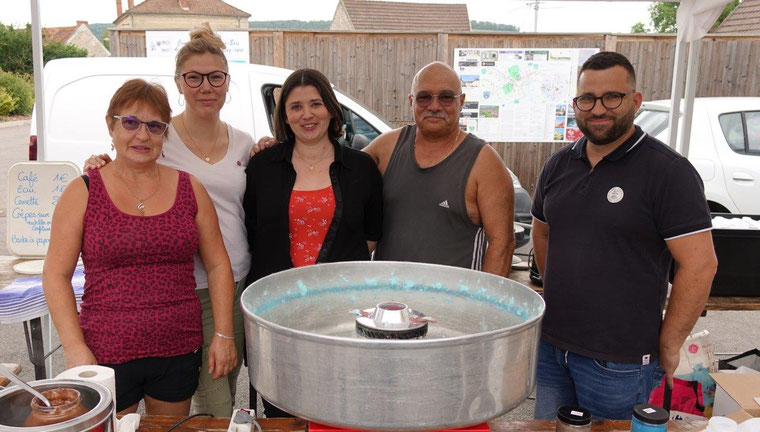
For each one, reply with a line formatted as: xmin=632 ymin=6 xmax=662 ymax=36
xmin=178 ymin=71 xmax=229 ymax=88
xmin=573 ymin=91 xmax=635 ymax=112
xmin=113 ymin=116 xmax=169 ymax=136
xmin=412 ymin=91 xmax=462 ymax=108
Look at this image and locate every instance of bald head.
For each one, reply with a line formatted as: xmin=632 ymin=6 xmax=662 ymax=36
xmin=411 ymin=61 xmax=462 ymax=95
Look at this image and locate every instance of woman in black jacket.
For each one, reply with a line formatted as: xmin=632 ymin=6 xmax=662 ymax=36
xmin=243 ymin=68 xmax=383 ymax=417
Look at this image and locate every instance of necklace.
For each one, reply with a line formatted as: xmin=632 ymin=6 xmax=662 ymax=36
xmin=182 ymin=115 xmax=221 ymax=163
xmin=114 ymin=166 xmax=161 ymax=216
xmin=415 ymin=128 xmax=462 ymax=161
xmin=293 ymin=145 xmax=332 ymax=171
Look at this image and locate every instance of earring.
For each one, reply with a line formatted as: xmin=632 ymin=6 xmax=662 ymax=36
xmin=178 ymin=93 xmax=185 ymax=106
xmin=162 ymin=150 xmax=165 ymax=158
xmin=226 ymin=92 xmax=231 ymax=104
xmin=110 ymin=140 xmax=114 ymax=151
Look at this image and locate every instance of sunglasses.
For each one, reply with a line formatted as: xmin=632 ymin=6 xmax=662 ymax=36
xmin=412 ymin=91 xmax=462 ymax=107
xmin=179 ymin=71 xmax=229 ymax=88
xmin=113 ymin=115 xmax=169 ymax=136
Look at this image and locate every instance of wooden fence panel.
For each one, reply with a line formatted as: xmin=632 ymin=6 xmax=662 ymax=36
xmin=249 ymin=32 xmax=275 ymax=66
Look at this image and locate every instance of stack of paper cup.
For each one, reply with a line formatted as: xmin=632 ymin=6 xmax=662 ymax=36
xmin=56 ymin=365 xmax=117 ymax=427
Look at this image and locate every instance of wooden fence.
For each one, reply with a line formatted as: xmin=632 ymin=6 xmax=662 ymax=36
xmin=110 ymin=29 xmax=760 ymax=193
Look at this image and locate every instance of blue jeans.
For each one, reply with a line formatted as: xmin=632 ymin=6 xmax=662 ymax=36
xmin=534 ymin=339 xmax=665 ymax=420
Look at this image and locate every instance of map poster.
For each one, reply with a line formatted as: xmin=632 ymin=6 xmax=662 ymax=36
xmin=454 ymin=48 xmax=598 ymax=142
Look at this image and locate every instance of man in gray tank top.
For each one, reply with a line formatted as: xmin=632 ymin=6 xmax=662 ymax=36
xmin=365 ymin=62 xmax=515 ymax=276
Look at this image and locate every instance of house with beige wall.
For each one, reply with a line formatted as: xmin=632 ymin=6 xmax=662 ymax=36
xmin=114 ymin=0 xmax=250 ymax=29
xmin=43 ymin=21 xmax=110 ymax=57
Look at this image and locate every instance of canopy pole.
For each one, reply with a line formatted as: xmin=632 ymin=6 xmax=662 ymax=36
xmin=31 ymin=0 xmax=46 ymax=160
xmin=678 ymin=39 xmax=702 ymax=157
xmin=667 ymin=40 xmax=689 ymax=150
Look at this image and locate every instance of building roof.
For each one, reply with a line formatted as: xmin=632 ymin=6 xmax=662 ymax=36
xmin=340 ymin=0 xmax=470 ymax=32
xmin=121 ymin=0 xmax=251 ymax=18
xmin=42 ymin=24 xmax=80 ymax=44
xmin=714 ymin=0 xmax=760 ymax=34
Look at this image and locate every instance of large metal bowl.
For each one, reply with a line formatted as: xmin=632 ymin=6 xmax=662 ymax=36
xmin=242 ymin=261 xmax=544 ymax=430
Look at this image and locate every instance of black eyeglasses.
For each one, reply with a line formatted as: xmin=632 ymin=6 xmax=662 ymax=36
xmin=412 ymin=91 xmax=462 ymax=107
xmin=113 ymin=115 xmax=169 ymax=136
xmin=178 ymin=70 xmax=229 ymax=88
xmin=573 ymin=91 xmax=635 ymax=112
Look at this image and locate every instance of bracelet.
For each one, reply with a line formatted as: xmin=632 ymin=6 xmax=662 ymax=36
xmin=214 ymin=332 xmax=234 ymax=340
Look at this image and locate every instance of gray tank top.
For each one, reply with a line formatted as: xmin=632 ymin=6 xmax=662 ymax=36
xmin=375 ymin=125 xmax=487 ymax=269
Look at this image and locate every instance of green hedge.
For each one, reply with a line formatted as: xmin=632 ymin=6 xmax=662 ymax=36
xmin=0 ymin=87 xmax=17 ymax=115
xmin=0 ymin=69 xmax=34 ymax=115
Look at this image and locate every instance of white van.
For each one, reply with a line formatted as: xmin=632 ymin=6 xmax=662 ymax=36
xmin=635 ymin=97 xmax=760 ymax=215
xmin=29 ymin=57 xmax=391 ymax=162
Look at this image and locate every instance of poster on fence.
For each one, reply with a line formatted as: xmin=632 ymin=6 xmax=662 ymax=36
xmin=146 ymin=31 xmax=250 ymax=63
xmin=454 ymin=47 xmax=599 ymax=142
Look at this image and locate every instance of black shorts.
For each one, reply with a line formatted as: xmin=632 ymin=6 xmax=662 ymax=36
xmin=102 ymin=349 xmax=202 ymax=412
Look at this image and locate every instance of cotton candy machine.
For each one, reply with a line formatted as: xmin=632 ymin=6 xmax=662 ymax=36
xmin=241 ymin=261 xmax=545 ymax=430
xmin=0 ymin=380 xmax=113 ymax=432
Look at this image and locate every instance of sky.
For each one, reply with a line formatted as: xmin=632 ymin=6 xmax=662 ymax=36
xmin=3 ymin=0 xmax=655 ymax=34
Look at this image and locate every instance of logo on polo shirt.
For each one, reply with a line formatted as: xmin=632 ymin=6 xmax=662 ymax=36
xmin=439 ymin=200 xmax=450 ymax=209
xmin=607 ymin=187 xmax=624 ymax=203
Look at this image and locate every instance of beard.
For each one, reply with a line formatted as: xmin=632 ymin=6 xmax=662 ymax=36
xmin=576 ymin=108 xmax=635 ymax=145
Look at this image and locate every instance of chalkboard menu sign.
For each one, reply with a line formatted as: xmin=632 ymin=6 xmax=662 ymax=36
xmin=7 ymin=162 xmax=81 ymax=257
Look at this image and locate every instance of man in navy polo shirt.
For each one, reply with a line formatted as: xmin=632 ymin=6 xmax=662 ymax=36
xmin=531 ymin=52 xmax=717 ymax=420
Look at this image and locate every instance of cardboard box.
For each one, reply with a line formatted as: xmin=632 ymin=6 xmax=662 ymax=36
xmin=727 ymin=409 xmax=755 ymax=423
xmin=710 ymin=373 xmax=760 ymax=417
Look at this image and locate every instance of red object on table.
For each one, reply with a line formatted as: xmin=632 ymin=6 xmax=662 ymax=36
xmin=308 ymin=422 xmax=490 ymax=432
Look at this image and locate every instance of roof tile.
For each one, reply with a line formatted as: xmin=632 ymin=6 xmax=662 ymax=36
xmin=341 ymin=0 xmax=470 ymax=32
xmin=714 ymin=0 xmax=760 ymax=34
xmin=124 ymin=0 xmax=250 ymax=18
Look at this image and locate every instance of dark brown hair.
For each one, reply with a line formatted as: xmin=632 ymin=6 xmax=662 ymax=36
xmin=274 ymin=69 xmax=344 ymax=143
xmin=106 ymin=79 xmax=172 ymax=135
xmin=579 ymin=51 xmax=636 ymax=87
xmin=175 ymin=23 xmax=228 ymax=76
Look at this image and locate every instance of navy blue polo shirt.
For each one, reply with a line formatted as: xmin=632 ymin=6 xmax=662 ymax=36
xmin=531 ymin=126 xmax=712 ymax=363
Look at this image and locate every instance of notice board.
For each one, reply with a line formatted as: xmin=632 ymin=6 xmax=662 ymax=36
xmin=7 ymin=162 xmax=81 ymax=257
xmin=454 ymin=47 xmax=599 ymax=142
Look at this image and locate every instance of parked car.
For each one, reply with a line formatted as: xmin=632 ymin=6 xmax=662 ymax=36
xmin=30 ymin=57 xmax=531 ymax=246
xmin=634 ymin=97 xmax=760 ymax=214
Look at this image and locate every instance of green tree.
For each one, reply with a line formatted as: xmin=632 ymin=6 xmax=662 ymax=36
xmin=43 ymin=41 xmax=87 ymax=64
xmin=0 ymin=24 xmax=33 ymax=75
xmin=0 ymin=23 xmax=88 ymax=75
xmin=471 ymin=21 xmax=519 ymax=32
xmin=649 ymin=2 xmax=678 ymax=33
xmin=101 ymin=28 xmax=110 ymax=50
xmin=630 ymin=22 xmax=649 ymax=33
xmin=648 ymin=0 xmax=740 ymax=33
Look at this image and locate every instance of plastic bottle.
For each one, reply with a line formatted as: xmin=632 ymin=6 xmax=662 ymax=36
xmin=630 ymin=404 xmax=669 ymax=432
xmin=555 ymin=405 xmax=591 ymax=431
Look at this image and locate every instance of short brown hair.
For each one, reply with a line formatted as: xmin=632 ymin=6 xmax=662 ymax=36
xmin=106 ymin=79 xmax=172 ymax=136
xmin=175 ymin=23 xmax=228 ymax=76
xmin=579 ymin=51 xmax=636 ymax=87
xmin=274 ymin=69 xmax=344 ymax=143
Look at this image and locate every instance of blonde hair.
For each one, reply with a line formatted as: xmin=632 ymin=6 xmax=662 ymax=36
xmin=175 ymin=23 xmax=228 ymax=75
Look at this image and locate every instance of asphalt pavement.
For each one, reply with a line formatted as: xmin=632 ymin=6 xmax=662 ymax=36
xmin=0 ymin=119 xmax=758 ymax=419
